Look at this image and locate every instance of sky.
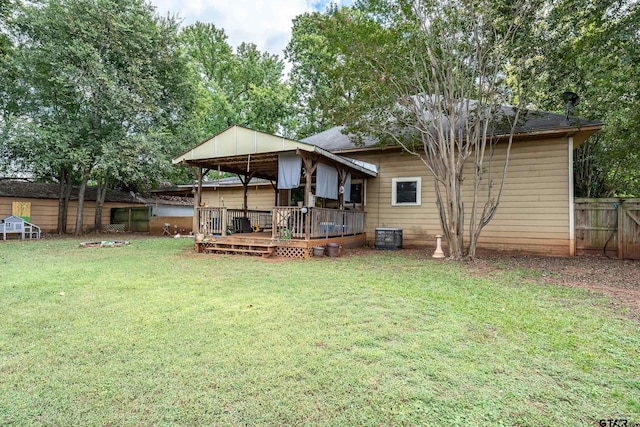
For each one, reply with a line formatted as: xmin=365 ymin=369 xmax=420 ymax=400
xmin=148 ymin=0 xmax=354 ymax=60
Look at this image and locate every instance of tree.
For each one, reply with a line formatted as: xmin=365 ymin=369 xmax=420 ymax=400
xmin=7 ymin=0 xmax=197 ymax=234
xmin=285 ymin=12 xmax=345 ymax=138
xmin=313 ymin=1 xmax=541 ymax=259
xmin=0 ymin=0 xmax=20 ymax=176
xmin=528 ymin=0 xmax=640 ymax=197
xmin=0 ymin=0 xmax=13 ymax=57
xmin=180 ymin=23 xmax=291 ymax=137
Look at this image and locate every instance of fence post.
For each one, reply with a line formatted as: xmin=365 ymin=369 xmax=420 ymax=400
xmin=617 ymin=201 xmax=624 ymax=259
xmin=272 ymin=209 xmax=277 ymax=240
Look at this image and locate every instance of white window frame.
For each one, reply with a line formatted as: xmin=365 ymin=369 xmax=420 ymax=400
xmin=391 ymin=177 xmax=421 ymax=206
xmin=345 ymin=179 xmax=366 ymax=207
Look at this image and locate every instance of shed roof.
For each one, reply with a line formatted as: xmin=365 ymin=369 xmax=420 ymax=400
xmin=0 ymin=180 xmax=143 ymax=203
xmin=144 ymin=194 xmax=194 ymax=206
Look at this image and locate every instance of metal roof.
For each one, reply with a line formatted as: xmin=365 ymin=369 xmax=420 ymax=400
xmin=172 ymin=125 xmax=378 ymax=180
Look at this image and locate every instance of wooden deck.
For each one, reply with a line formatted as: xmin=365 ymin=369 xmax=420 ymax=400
xmin=195 ymin=231 xmax=367 ymax=259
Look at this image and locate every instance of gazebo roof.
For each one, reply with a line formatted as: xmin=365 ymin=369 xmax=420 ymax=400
xmin=172 ymin=125 xmax=378 ymax=180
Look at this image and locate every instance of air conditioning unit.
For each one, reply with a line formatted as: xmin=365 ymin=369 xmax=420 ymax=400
xmin=375 ymin=228 xmax=402 ymax=250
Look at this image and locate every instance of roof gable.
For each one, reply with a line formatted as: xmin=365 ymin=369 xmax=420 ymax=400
xmin=2 ymin=215 xmax=24 ymax=223
xmin=172 ymin=124 xmax=377 ymax=180
xmin=173 ymin=125 xmax=314 ymax=164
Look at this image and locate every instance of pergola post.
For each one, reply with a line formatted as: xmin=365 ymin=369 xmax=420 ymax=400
xmin=270 ymin=180 xmax=278 ymax=207
xmin=300 ymin=154 xmax=319 ymax=241
xmin=338 ymin=168 xmax=349 ymax=210
xmin=237 ymin=172 xmax=255 ymax=215
xmin=190 ymin=166 xmax=209 ymax=234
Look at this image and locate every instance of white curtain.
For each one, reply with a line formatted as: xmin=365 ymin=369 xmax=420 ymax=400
xmin=277 ymin=153 xmax=302 ymax=189
xmin=316 ymin=163 xmax=338 ymax=200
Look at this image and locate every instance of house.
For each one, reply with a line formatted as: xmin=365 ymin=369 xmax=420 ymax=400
xmin=173 ymin=109 xmax=601 ymax=258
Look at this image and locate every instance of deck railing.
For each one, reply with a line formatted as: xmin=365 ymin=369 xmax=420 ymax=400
xmin=227 ymin=209 xmax=272 ymax=231
xmin=197 ymin=207 xmax=273 ymax=235
xmin=271 ymin=207 xmax=306 ymax=240
xmin=197 ymin=206 xmax=365 ymax=240
xmin=310 ymin=208 xmax=365 ymax=238
xmin=271 ymin=207 xmax=366 ymax=240
xmin=197 ymin=207 xmax=227 ymax=235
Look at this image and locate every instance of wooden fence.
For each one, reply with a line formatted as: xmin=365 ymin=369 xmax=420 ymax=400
xmin=110 ymin=206 xmax=152 ymax=232
xmin=574 ymin=198 xmax=640 ymax=260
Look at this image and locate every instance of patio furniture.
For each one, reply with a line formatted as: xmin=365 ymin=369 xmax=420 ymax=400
xmin=232 ymin=217 xmax=253 ymax=233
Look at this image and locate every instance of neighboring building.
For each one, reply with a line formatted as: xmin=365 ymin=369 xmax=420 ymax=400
xmin=0 ymin=181 xmax=194 ymax=235
xmin=0 ymin=180 xmax=144 ymax=233
xmin=153 ymin=177 xmax=275 ymax=211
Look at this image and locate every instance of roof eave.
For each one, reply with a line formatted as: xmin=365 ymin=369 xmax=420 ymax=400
xmin=311 ymin=146 xmax=378 ymax=177
xmin=327 ymin=124 xmax=603 ymax=154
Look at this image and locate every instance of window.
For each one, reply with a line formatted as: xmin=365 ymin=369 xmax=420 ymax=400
xmin=289 ymin=187 xmax=305 ymax=206
xmin=346 ymin=180 xmax=365 ymax=205
xmin=12 ymin=201 xmax=31 ymax=222
xmin=392 ymin=177 xmax=421 ymax=206
xmin=348 ymin=183 xmax=362 ymax=204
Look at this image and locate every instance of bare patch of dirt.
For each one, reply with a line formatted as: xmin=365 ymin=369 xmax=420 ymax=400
xmin=466 ymin=252 xmax=640 ymax=321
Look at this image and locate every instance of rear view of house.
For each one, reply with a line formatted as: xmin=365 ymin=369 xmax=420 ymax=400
xmin=174 ymin=110 xmax=601 ymax=257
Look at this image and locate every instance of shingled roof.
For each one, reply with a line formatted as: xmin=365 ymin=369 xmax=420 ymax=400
xmin=0 ymin=180 xmax=143 ymax=203
xmin=302 ymin=106 xmax=603 ymax=153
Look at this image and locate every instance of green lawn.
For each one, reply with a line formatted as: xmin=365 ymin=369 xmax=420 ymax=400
xmin=0 ymin=238 xmax=638 ymax=426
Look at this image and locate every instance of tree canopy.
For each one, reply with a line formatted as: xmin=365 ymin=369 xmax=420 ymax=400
xmin=285 ymin=12 xmax=346 ymax=138
xmin=180 ymin=22 xmax=290 ymax=137
xmin=526 ymin=0 xmax=640 ymax=197
xmin=3 ymin=0 xmax=198 ymax=233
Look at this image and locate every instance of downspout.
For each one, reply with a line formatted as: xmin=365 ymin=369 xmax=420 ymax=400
xmin=568 ymin=136 xmax=575 ymax=256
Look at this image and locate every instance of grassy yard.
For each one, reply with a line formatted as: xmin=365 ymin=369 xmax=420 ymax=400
xmin=0 ymin=237 xmax=638 ymax=426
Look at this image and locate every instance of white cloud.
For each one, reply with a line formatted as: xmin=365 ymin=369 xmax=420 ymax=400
xmin=149 ymin=0 xmax=352 ymax=59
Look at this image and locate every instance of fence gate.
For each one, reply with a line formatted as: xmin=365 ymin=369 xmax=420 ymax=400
xmin=574 ymin=198 xmax=640 ymax=260
xmin=110 ymin=207 xmax=151 ymax=232
xmin=619 ymin=200 xmax=640 ymax=260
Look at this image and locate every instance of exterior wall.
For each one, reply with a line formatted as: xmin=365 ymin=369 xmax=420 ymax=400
xmin=153 ymin=205 xmax=193 ymax=217
xmin=201 ymin=185 xmax=276 ymax=210
xmin=187 ymin=137 xmax=573 ymax=256
xmin=0 ymin=197 xmax=143 ymax=233
xmin=149 ymin=216 xmax=193 ymax=235
xmin=348 ymin=137 xmax=572 ymax=256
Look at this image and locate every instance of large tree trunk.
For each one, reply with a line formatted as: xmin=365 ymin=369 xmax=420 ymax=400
xmin=94 ymin=173 xmax=108 ymax=232
xmin=57 ymin=167 xmax=72 ymax=234
xmin=73 ymin=168 xmax=91 ymax=237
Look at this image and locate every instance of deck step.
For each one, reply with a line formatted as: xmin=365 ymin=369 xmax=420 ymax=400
xmin=203 ymin=245 xmax=275 ymax=258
